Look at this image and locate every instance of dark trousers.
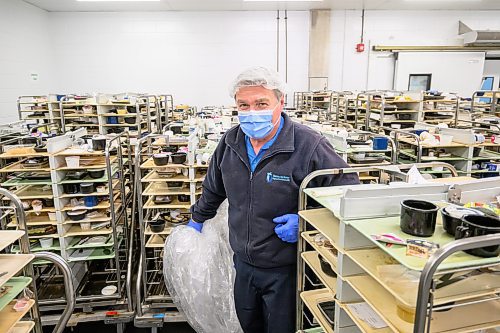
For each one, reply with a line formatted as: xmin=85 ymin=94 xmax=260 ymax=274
xmin=233 ymin=255 xmax=297 ymax=333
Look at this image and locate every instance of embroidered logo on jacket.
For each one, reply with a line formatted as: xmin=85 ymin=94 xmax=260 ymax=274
xmin=266 ymin=172 xmax=291 ymax=183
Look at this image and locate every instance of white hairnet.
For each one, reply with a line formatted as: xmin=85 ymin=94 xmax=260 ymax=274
xmin=229 ymin=66 xmax=286 ymax=99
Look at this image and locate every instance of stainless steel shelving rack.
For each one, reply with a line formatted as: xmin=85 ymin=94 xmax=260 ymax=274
xmin=0 ymin=130 xmax=135 ymax=332
xmin=97 ymin=94 xmax=149 ymax=138
xmin=59 ymin=95 xmax=99 ymax=134
xmin=355 ymin=91 xmax=375 ymax=130
xmin=420 ymin=93 xmax=460 ymax=127
xmin=366 ymin=91 xmax=422 ymax=132
xmin=158 ymin=95 xmax=174 ymax=130
xmin=296 ymin=171 xmax=500 ymax=333
xmin=133 ymin=130 xmax=209 ymax=330
xmin=294 ymin=91 xmax=308 ymax=110
xmin=470 ymin=90 xmax=500 ymax=120
xmin=17 ymin=96 xmax=51 ymax=127
xmin=336 ymin=92 xmax=357 ymax=126
xmin=392 ymin=127 xmax=500 ymax=178
xmin=137 ymin=95 xmax=160 ymax=135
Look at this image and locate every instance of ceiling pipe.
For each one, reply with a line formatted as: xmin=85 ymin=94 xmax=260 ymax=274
xmin=285 ymin=10 xmax=288 ymax=84
xmin=277 ymin=10 xmax=280 ymax=73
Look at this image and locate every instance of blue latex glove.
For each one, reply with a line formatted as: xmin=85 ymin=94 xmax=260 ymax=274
xmin=186 ymin=219 xmax=203 ymax=233
xmin=272 ymin=214 xmax=299 ymax=243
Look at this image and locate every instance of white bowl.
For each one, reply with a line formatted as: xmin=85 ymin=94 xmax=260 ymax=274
xmin=80 ymin=222 xmax=91 ymax=230
xmin=65 ymin=156 xmax=80 ymax=168
xmin=39 ymin=238 xmax=54 ymax=249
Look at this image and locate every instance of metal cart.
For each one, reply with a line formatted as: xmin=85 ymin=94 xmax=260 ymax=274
xmin=0 ymin=187 xmax=76 ymax=333
xmin=296 ymin=169 xmax=500 ymax=333
xmin=133 ymin=130 xmax=203 ymax=330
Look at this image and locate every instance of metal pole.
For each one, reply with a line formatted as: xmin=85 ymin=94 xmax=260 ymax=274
xmin=276 ymin=10 xmax=280 ymax=73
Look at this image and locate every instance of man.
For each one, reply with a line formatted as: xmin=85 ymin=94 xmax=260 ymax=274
xmin=187 ymin=67 xmax=359 ymax=333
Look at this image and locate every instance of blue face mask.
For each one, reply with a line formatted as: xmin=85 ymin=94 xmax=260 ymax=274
xmin=238 ymin=105 xmax=279 ymax=139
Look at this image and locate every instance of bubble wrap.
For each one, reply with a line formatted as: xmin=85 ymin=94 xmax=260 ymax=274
xmin=163 ymin=201 xmax=242 ymax=333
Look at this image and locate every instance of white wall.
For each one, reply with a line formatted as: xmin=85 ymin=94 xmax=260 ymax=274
xmin=329 ymin=10 xmax=500 ymax=95
xmin=4 ymin=6 xmax=500 ymax=122
xmin=0 ymin=0 xmax=52 ymax=123
xmin=394 ymin=52 xmax=485 ymax=96
xmin=48 ymin=11 xmax=310 ymax=107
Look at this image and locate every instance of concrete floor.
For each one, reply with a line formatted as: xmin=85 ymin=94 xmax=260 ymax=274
xmin=53 ymin=322 xmax=196 ymax=333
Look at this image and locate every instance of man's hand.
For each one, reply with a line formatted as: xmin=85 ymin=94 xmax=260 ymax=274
xmin=272 ymin=214 xmax=299 ymax=243
xmin=186 ymin=219 xmax=203 ymax=233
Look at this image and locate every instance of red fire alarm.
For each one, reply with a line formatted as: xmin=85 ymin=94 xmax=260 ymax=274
xmin=356 ymin=43 xmax=365 ymax=53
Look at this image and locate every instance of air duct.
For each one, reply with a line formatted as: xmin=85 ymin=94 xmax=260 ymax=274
xmin=459 ymin=21 xmax=500 ymax=46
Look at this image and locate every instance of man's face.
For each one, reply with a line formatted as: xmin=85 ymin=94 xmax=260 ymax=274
xmin=235 ymin=86 xmax=284 ymax=125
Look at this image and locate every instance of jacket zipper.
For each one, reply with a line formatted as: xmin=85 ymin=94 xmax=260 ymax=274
xmin=247 ymin=171 xmax=253 ymax=263
xmin=228 ymin=146 xmax=293 ymax=264
xmin=230 ymin=149 xmax=254 ymax=263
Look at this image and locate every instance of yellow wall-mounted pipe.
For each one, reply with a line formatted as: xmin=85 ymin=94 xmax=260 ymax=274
xmin=373 ymin=45 xmax=500 ymax=52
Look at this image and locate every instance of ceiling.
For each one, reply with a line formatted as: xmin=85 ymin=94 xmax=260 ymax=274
xmin=22 ymin=0 xmax=500 ymax=12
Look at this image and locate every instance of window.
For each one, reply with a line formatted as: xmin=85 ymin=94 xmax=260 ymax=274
xmin=480 ymin=76 xmax=494 ymax=90
xmin=478 ymin=76 xmax=495 ymax=103
xmin=408 ymin=74 xmax=432 ymax=91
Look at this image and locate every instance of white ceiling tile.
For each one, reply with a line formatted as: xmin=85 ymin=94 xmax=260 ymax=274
xmin=22 ymin=0 xmax=500 ymax=11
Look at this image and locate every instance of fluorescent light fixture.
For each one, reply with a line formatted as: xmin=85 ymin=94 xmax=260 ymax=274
xmin=405 ymin=0 xmax=481 ymax=2
xmin=243 ymin=0 xmax=323 ymax=2
xmin=77 ymin=0 xmax=160 ymax=2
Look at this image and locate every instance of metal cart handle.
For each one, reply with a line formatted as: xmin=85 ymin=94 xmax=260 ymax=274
xmin=33 ymin=252 xmax=76 ymax=333
xmin=414 ymin=233 xmax=500 ymax=333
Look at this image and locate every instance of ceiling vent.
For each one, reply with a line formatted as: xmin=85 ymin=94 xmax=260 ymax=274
xmin=459 ymin=21 xmax=500 ymax=46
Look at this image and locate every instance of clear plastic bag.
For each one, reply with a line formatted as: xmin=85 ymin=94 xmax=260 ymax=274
xmin=163 ymin=201 xmax=242 ymax=333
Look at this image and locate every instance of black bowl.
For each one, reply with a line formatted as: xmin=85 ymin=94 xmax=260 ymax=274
xmin=318 ymin=254 xmax=336 ymax=277
xmin=92 ymin=137 xmax=106 ymax=151
xmin=88 ymin=169 xmax=105 ymax=179
xmin=63 ymin=183 xmax=80 ymax=194
xmin=67 ymin=209 xmax=87 ymax=221
xmin=456 ymin=215 xmax=500 ymax=257
xmin=441 ymin=206 xmax=482 ymax=236
xmin=149 ymin=219 xmax=166 ymax=233
xmin=171 ymin=152 xmax=187 ymax=165
xmin=80 ymin=183 xmax=95 ymax=194
xmin=107 ymin=128 xmax=124 ymax=134
xmin=124 ymin=117 xmax=136 ymax=124
xmin=153 ymin=154 xmax=169 ymax=166
xmin=43 ymin=198 xmax=54 ymax=207
xmin=162 ymin=146 xmax=178 ymax=154
xmin=34 ymin=145 xmax=47 ymax=153
xmin=167 ymin=182 xmax=183 ymax=188
xmin=170 ymin=124 xmax=183 ymax=134
xmin=178 ymin=194 xmax=190 ymax=202
xmin=400 ymin=200 xmax=439 ymax=237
